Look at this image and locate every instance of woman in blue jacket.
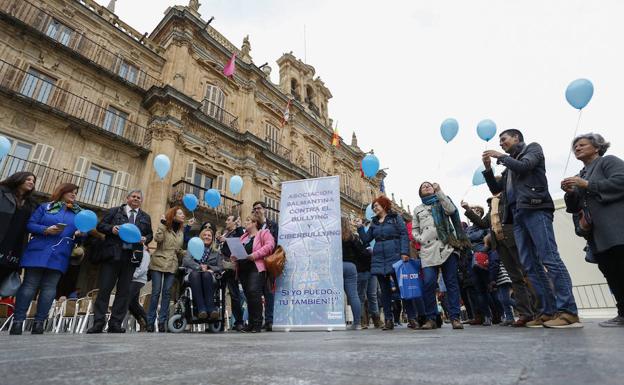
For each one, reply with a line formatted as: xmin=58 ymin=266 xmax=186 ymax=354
xmin=356 ymin=195 xmax=409 ymax=330
xmin=10 ymin=183 xmax=84 ymax=335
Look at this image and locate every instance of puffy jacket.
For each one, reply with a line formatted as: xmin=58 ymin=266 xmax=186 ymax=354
xmin=483 ymin=142 xmax=554 ymax=223
xmin=149 ymin=223 xmax=184 ymax=274
xmin=358 ymin=211 xmax=409 ymax=275
xmin=20 ymin=202 xmax=81 ymax=273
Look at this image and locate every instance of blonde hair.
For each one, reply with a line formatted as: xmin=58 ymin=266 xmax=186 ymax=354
xmin=199 ymin=227 xmax=219 ymax=252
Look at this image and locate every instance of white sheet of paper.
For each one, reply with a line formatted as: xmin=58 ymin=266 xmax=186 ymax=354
xmin=225 ymin=237 xmax=250 ymax=260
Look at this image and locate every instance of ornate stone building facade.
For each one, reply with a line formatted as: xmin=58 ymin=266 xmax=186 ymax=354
xmin=0 ymin=0 xmax=409 ymax=232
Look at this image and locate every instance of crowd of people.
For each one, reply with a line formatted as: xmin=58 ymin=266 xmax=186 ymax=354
xmin=1 ymin=129 xmax=623 ymax=335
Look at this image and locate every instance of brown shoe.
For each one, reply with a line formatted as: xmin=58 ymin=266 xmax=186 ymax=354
xmin=468 ymin=316 xmax=483 ymax=326
xmin=526 ymin=314 xmax=554 ymax=328
xmin=372 ymin=314 xmax=382 ymax=329
xmin=360 ymin=316 xmax=369 ymax=330
xmin=512 ymin=316 xmax=531 ymax=328
xmin=543 ymin=312 xmax=583 ymax=329
xmin=451 ymin=319 xmax=464 ymax=330
xmin=382 ymin=319 xmax=394 ymax=330
xmin=420 ymin=319 xmax=436 ymax=330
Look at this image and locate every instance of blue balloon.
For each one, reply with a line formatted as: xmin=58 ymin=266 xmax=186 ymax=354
xmin=362 ymin=154 xmax=380 ymax=178
xmin=153 ymin=154 xmax=171 ymax=180
xmin=229 ymin=175 xmax=243 ymax=195
xmin=188 ymin=237 xmax=204 ymax=260
xmin=365 ymin=204 xmax=374 ymax=221
xmin=566 ymin=78 xmax=594 ymax=110
xmin=119 ymin=223 xmax=141 ymax=243
xmin=204 ymin=189 xmax=221 ymax=208
xmin=74 ymin=210 xmax=97 ymax=233
xmin=183 ymin=194 xmax=198 ymax=211
xmin=440 ymin=118 xmax=459 ymax=143
xmin=472 ymin=165 xmax=486 ymax=186
xmin=0 ymin=136 xmax=10 ymax=160
xmin=477 ymin=119 xmax=497 ymax=142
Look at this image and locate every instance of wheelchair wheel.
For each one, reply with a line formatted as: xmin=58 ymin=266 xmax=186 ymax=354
xmin=168 ymin=314 xmax=187 ymax=333
xmin=207 ymin=320 xmax=222 ymax=333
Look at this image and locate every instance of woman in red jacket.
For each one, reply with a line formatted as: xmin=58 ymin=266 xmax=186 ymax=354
xmin=232 ymin=213 xmax=275 ymax=333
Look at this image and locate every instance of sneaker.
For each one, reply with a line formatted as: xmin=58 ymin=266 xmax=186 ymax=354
xmin=543 ymin=312 xmax=583 ymax=329
xmin=526 ymin=314 xmax=553 ymax=328
xmin=482 ymin=317 xmax=492 ymax=326
xmin=512 ymin=316 xmax=532 ymax=328
xmin=382 ymin=319 xmax=394 ymax=330
xmin=407 ymin=319 xmax=419 ymax=329
xmin=451 ymin=319 xmax=464 ymax=330
xmin=499 ymin=320 xmax=514 ymax=327
xmin=350 ymin=323 xmax=362 ymax=330
xmin=599 ymin=315 xmax=624 ymax=327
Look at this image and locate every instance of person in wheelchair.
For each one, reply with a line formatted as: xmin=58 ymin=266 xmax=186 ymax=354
xmin=182 ymin=227 xmax=223 ymax=320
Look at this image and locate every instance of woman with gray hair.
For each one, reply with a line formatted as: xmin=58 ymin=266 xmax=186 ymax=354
xmin=562 ymin=133 xmax=624 ymax=327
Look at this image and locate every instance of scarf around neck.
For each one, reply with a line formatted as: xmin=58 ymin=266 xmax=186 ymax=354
xmin=421 ymin=194 xmax=470 ymax=250
xmin=47 ymin=201 xmax=82 ymax=214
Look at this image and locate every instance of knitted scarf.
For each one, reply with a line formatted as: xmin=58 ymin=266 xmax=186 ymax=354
xmin=421 ymin=195 xmax=471 ymax=250
xmin=47 ymin=201 xmax=82 ymax=214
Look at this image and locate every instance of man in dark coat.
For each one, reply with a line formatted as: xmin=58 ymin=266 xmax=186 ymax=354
xmin=482 ymin=129 xmax=580 ymax=328
xmin=87 ymin=189 xmax=153 ymax=333
xmin=216 ymin=215 xmax=245 ymax=331
xmin=251 ymin=201 xmax=278 ymax=331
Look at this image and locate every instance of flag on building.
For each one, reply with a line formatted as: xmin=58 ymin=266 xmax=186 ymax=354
xmin=223 ymin=53 xmax=236 ymax=77
xmin=331 ymin=127 xmax=340 ymax=147
xmin=281 ymin=99 xmax=291 ymax=126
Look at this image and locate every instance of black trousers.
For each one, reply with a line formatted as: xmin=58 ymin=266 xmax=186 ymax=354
xmin=93 ymin=256 xmax=134 ymax=326
xmin=238 ymin=261 xmax=265 ymax=328
xmin=188 ymin=271 xmax=216 ymax=313
xmin=596 ymin=245 xmax=624 ymax=317
xmin=127 ymin=281 xmax=146 ymax=323
xmin=496 ymin=238 xmax=536 ymax=319
xmin=222 ymin=270 xmax=243 ymax=325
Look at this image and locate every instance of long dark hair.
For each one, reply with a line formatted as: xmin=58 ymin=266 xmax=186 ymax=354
xmin=0 ymin=171 xmax=37 ymax=203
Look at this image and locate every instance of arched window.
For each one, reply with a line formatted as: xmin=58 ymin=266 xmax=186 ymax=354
xmin=290 ymin=78 xmax=300 ymax=100
xmin=203 ymin=84 xmax=225 ymax=122
xmin=305 ymin=85 xmax=314 ymax=103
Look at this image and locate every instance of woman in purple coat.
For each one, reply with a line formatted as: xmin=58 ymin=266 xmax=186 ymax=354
xmin=10 ymin=183 xmax=84 ymax=335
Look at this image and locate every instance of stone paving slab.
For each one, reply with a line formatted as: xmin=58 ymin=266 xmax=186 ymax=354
xmin=1 ymin=318 xmax=622 ymax=385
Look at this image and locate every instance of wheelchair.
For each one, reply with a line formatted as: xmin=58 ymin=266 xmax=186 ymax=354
xmin=167 ymin=271 xmax=226 ymax=333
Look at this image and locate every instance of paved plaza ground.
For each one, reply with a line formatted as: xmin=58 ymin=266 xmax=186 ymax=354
xmin=1 ymin=318 xmax=622 ymax=385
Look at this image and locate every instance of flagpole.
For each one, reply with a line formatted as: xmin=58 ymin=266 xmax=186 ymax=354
xmin=303 ymin=24 xmax=307 ymax=64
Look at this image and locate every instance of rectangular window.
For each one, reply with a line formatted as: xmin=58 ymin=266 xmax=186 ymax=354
xmin=102 ymin=106 xmax=128 ymax=135
xmin=45 ymin=19 xmax=74 ymax=46
xmin=265 ymin=123 xmax=279 ymax=153
xmin=264 ymin=196 xmax=280 ymax=223
xmin=0 ymin=137 xmax=33 ymax=179
xmin=118 ymin=60 xmax=139 ymax=84
xmin=20 ymin=68 xmax=56 ymax=104
xmin=193 ymin=170 xmax=213 ymax=200
xmin=309 ymin=151 xmax=321 ymax=177
xmin=81 ymin=165 xmax=115 ymax=205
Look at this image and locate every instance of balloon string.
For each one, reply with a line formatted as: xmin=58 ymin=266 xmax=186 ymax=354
xmin=51 ymin=236 xmax=74 ymax=249
xmin=562 ymin=109 xmax=583 ymax=177
xmin=461 ymin=185 xmax=472 ymax=201
xmin=437 ymin=146 xmax=446 ymax=173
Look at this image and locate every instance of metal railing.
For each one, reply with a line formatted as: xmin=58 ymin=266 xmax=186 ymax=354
xmin=265 ymin=137 xmax=292 ymax=162
xmin=200 ymin=99 xmax=239 ymax=131
xmin=308 ymin=165 xmax=330 ymax=178
xmin=572 ymin=283 xmax=617 ymax=310
xmin=0 ymin=0 xmax=161 ymax=91
xmin=170 ymin=180 xmax=243 ymax=217
xmin=0 ymin=59 xmax=149 ymax=149
xmin=341 ymin=185 xmax=362 ymax=203
xmin=0 ymin=155 xmax=128 ymax=210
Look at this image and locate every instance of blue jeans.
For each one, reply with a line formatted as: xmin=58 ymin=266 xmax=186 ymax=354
xmin=343 ymin=262 xmax=361 ymax=323
xmin=497 ymin=283 xmax=516 ymax=321
xmin=472 ymin=266 xmax=493 ymax=319
xmin=423 ymin=253 xmax=461 ymax=321
xmin=404 ymin=297 xmax=426 ymax=320
xmin=148 ymin=271 xmax=175 ymax=324
xmin=357 ymin=271 xmax=379 ymax=316
xmin=513 ymin=209 xmax=578 ymax=315
xmin=14 ymin=268 xmax=62 ymax=322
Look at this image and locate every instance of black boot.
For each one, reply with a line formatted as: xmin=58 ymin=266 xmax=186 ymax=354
xmin=86 ymin=321 xmax=105 ymax=334
xmin=107 ymin=323 xmax=126 ymax=333
xmin=158 ymin=322 xmax=166 ymax=333
xmin=9 ymin=321 xmax=23 ymax=335
xmin=31 ymin=321 xmax=45 ymax=334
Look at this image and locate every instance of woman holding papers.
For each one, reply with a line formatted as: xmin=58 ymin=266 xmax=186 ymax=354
xmin=232 ymin=213 xmax=275 ymax=333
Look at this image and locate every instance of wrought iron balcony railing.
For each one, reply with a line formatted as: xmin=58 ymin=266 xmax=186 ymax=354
xmin=0 ymin=0 xmax=162 ymax=91
xmin=308 ymin=165 xmax=330 ymax=178
xmin=0 ymin=155 xmax=128 ymax=210
xmin=265 ymin=137 xmax=292 ymax=162
xmin=170 ymin=180 xmax=243 ymax=217
xmin=341 ymin=185 xmax=362 ymax=203
xmin=0 ymin=59 xmax=149 ymax=150
xmin=200 ymin=99 xmax=239 ymax=131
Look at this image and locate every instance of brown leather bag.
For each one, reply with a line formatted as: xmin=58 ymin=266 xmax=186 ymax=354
xmin=265 ymin=245 xmax=286 ymax=278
